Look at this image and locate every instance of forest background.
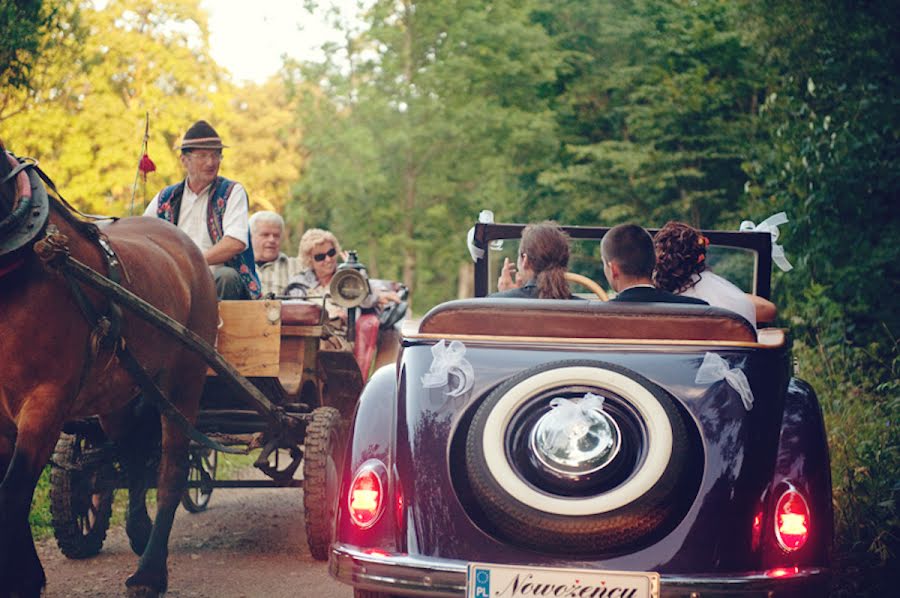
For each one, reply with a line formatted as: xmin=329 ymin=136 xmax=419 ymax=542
xmin=2 ymin=0 xmax=897 ymax=595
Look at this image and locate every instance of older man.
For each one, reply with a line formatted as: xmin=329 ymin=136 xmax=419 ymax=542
xmin=144 ymin=120 xmax=260 ymax=299
xmin=250 ymin=211 xmax=299 ymax=296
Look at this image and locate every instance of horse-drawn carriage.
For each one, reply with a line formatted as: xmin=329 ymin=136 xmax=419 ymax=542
xmin=49 ymin=281 xmax=406 ymax=563
xmin=0 ymin=149 xmax=403 ymax=597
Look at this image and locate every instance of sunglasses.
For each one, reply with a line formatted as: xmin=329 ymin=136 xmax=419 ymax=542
xmin=313 ymin=247 xmax=337 ymax=262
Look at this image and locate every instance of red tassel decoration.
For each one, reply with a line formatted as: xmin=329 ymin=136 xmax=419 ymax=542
xmin=138 ymin=152 xmax=156 ymax=181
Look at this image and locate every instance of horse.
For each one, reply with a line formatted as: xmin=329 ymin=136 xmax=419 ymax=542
xmin=0 ymin=141 xmax=218 ymax=598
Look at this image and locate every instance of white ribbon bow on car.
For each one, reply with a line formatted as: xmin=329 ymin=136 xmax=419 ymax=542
xmin=695 ymin=352 xmax=755 ymax=411
xmin=740 ymin=211 xmax=793 ymax=272
xmin=542 ymin=393 xmax=607 ymax=451
xmin=422 ymin=339 xmax=475 ymax=396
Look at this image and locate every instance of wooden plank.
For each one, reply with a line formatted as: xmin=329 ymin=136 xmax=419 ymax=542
xmin=209 ymin=300 xmax=281 ymax=376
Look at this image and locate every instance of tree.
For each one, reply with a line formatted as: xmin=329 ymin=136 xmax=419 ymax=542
xmin=2 ymin=0 xmax=234 ymax=214
xmin=0 ymin=0 xmax=87 ymax=122
xmin=535 ymin=0 xmax=763 ymax=229
xmin=0 ymin=0 xmax=80 ymax=91
xmin=291 ymin=0 xmax=562 ymax=309
xmin=743 ymin=0 xmax=899 ymax=365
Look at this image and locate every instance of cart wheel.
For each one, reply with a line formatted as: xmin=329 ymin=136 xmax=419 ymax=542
xmin=181 ymin=447 xmax=217 ymax=513
xmin=303 ymin=406 xmax=345 ymax=561
xmin=50 ymin=432 xmax=116 ymax=559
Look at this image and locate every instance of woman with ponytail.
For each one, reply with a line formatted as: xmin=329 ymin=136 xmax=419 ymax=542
xmin=492 ymin=221 xmax=573 ymax=299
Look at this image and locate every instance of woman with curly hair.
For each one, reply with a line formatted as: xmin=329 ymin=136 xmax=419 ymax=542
xmin=492 ymin=221 xmax=573 ymax=299
xmin=653 ymin=221 xmax=776 ymax=327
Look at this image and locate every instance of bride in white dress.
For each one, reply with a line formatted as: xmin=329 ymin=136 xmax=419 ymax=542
xmin=653 ymin=221 xmax=776 ymax=328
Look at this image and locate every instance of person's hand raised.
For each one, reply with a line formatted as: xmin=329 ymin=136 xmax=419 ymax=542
xmin=497 ymin=257 xmax=521 ymax=291
xmin=376 ymin=290 xmax=402 ymax=307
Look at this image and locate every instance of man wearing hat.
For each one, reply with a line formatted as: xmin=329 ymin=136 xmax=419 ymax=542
xmin=144 ymin=120 xmax=261 ymax=299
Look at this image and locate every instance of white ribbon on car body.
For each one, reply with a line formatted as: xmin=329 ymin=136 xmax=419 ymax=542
xmin=466 ymin=226 xmax=484 ymax=261
xmin=542 ymin=392 xmax=607 ymax=452
xmin=421 ymin=339 xmax=475 ymax=396
xmin=694 ymin=352 xmax=755 ymax=411
xmin=739 ymin=211 xmax=793 ymax=272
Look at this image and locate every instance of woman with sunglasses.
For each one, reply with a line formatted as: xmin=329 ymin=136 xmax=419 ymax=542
xmin=286 ymin=228 xmax=400 ymax=350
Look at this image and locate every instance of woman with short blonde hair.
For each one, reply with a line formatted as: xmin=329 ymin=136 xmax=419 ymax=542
xmin=297 ymin=228 xmax=343 ymax=271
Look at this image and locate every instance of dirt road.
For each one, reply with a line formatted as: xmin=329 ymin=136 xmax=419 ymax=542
xmin=36 ymin=470 xmax=353 ymax=598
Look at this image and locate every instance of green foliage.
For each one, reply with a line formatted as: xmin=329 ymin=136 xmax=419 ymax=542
xmin=8 ymin=1 xmax=899 ymax=592
xmin=742 ymin=0 xmax=900 ymax=380
xmin=290 ymin=0 xmax=562 ymax=310
xmin=794 ymin=341 xmax=899 ymax=597
xmin=0 ymin=0 xmax=83 ymax=91
xmin=534 ymin=0 xmax=762 ymax=229
xmin=30 ymin=468 xmax=53 ymax=539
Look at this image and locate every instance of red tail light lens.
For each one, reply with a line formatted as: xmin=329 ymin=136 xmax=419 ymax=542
xmin=751 ymin=510 xmax=763 ymax=550
xmin=348 ymin=461 xmax=386 ymax=528
xmin=774 ymin=488 xmax=810 ymax=551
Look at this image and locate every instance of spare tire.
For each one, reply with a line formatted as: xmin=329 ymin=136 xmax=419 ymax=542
xmin=465 ymin=359 xmax=697 ymax=553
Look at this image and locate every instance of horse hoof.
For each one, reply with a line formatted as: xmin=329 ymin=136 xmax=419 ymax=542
xmin=125 ymin=569 xmax=167 ymax=598
xmin=126 ymin=586 xmax=161 ymax=598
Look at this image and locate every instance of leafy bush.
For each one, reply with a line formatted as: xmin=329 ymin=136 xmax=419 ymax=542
xmin=794 ymin=340 xmax=899 ymax=597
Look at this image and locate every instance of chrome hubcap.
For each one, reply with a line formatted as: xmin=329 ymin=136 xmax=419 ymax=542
xmin=530 ymin=401 xmax=621 ymax=475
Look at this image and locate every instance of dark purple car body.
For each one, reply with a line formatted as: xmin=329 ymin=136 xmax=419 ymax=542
xmin=330 ymin=223 xmax=832 ymax=598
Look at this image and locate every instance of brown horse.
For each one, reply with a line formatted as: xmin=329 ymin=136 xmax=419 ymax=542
xmin=0 ymin=143 xmax=218 ymax=597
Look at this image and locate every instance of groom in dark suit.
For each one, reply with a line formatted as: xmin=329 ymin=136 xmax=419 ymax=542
xmin=601 ymin=223 xmax=708 ymax=305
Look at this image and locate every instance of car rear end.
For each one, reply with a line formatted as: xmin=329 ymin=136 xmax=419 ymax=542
xmin=331 ymin=299 xmax=831 ymax=597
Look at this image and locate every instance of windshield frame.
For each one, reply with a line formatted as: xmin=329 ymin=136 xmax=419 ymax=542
xmin=471 ymin=223 xmax=773 ymax=299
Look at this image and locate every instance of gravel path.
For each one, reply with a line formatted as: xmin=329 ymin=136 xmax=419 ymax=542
xmin=36 ymin=467 xmax=353 ymax=598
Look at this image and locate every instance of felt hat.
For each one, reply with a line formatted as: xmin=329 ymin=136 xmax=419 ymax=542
xmin=175 ymin=120 xmax=228 ymax=151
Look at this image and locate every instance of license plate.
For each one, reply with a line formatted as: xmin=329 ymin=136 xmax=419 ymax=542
xmin=466 ymin=562 xmax=659 ymax=598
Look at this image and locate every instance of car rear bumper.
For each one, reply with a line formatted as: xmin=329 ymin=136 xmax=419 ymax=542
xmin=330 ymin=543 xmax=830 ymax=597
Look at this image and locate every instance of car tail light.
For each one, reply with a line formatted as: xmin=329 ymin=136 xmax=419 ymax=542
xmin=348 ymin=460 xmax=386 ymax=529
xmin=751 ymin=510 xmax=763 ymax=551
xmin=774 ymin=488 xmax=810 ymax=551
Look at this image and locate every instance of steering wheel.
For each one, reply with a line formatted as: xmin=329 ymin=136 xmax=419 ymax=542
xmin=565 ymin=272 xmax=609 ymax=301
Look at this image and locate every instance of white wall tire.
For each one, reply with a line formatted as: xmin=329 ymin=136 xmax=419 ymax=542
xmin=464 ymin=360 xmax=698 ymax=553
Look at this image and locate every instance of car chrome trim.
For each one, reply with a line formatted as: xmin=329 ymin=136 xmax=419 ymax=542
xmin=331 ymin=543 xmax=829 ymax=597
xmin=400 ymin=326 xmax=786 ymax=349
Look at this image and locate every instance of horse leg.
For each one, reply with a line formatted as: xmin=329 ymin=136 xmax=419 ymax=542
xmin=0 ymin=392 xmax=67 ymax=598
xmin=125 ymin=370 xmax=203 ymax=598
xmin=103 ymin=400 xmax=160 ymax=556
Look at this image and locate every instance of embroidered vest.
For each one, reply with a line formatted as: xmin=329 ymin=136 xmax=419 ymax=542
xmin=156 ymin=177 xmax=261 ymax=299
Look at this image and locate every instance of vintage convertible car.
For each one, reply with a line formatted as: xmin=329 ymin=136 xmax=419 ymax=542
xmin=330 ymin=222 xmax=832 ymax=597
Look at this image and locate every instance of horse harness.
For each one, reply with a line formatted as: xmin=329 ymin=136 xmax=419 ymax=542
xmin=4 ymin=157 xmax=241 ymax=454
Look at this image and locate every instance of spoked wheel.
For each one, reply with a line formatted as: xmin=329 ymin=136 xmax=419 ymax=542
xmin=303 ymin=406 xmax=346 ymax=561
xmin=50 ymin=432 xmax=117 ymax=559
xmin=181 ymin=446 xmax=217 ymax=513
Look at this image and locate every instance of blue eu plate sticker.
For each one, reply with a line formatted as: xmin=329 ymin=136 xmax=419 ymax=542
xmin=473 ymin=567 xmax=490 ymax=597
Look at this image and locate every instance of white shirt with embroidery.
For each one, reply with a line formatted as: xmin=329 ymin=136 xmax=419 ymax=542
xmin=144 ymin=180 xmax=248 ymax=272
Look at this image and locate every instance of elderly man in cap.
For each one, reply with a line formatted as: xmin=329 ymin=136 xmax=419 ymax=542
xmin=144 ymin=120 xmax=261 ymax=299
xmin=250 ymin=210 xmax=299 ymax=296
